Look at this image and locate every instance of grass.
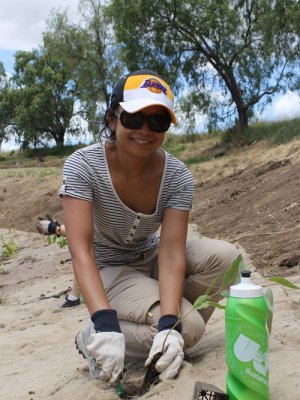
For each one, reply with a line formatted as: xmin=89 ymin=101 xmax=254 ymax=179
xmin=0 ymin=166 xmax=62 ymax=178
xmin=222 ymin=117 xmax=300 ymax=146
xmin=22 ymin=143 xmax=86 ymax=159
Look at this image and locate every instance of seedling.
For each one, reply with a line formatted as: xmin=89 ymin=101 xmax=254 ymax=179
xmin=0 ymin=292 xmax=7 ymax=305
xmin=0 ymin=233 xmax=17 ymax=258
xmin=46 ymin=235 xmax=68 ymax=249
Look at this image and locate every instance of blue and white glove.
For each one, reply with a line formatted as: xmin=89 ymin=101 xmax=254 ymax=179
xmin=145 ymin=315 xmax=184 ymax=380
xmin=36 ymin=218 xmax=60 ymax=235
xmin=88 ymin=309 xmax=125 ymax=384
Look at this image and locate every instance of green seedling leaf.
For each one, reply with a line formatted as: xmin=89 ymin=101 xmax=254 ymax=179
xmin=195 ymin=301 xmax=212 ymax=310
xmin=268 ymin=277 xmax=300 ymax=289
xmin=264 ymin=287 xmax=274 ymax=334
xmin=193 ymin=294 xmax=211 ymax=310
xmin=207 ymin=300 xmax=226 ymax=310
xmin=221 ymin=254 xmax=243 ymax=290
xmin=205 ymin=275 xmax=219 ymax=296
xmin=57 ymin=237 xmax=67 ymax=249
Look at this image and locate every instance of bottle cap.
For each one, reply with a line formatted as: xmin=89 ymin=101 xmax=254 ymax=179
xmin=230 ymin=270 xmax=263 ymax=298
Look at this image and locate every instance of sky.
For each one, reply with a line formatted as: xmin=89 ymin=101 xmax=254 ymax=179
xmin=1 ymin=0 xmax=300 ymax=150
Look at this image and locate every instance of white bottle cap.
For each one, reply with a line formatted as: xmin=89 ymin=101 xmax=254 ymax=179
xmin=230 ymin=270 xmax=263 ymax=298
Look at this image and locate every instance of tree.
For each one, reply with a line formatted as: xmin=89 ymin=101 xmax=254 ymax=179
xmin=0 ymin=62 xmax=15 ymax=151
xmin=109 ymin=0 xmax=300 ymax=132
xmin=11 ymin=47 xmax=78 ymax=147
xmin=44 ymin=0 xmax=125 ymax=138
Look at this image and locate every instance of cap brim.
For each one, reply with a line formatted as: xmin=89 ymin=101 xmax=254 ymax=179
xmin=119 ymin=99 xmax=176 ymax=124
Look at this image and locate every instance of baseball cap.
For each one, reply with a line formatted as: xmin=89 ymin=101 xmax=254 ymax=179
xmin=110 ymin=69 xmax=176 ymax=124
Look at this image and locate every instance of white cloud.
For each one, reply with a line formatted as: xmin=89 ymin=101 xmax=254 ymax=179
xmin=272 ymin=91 xmax=300 ymax=120
xmin=259 ymin=91 xmax=300 ymax=121
xmin=0 ymin=0 xmax=78 ymax=51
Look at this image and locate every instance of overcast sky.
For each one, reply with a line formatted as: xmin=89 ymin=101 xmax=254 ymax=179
xmin=0 ymin=0 xmax=299 ymax=150
xmin=0 ymin=0 xmax=77 ymax=51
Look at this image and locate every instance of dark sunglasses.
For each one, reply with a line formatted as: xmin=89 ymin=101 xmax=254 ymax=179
xmin=115 ymin=110 xmax=171 ymax=133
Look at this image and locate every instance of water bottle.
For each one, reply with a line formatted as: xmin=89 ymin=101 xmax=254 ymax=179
xmin=225 ymin=270 xmax=269 ymax=399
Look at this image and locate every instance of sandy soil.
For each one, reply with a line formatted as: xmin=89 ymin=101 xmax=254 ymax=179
xmin=0 ymin=138 xmax=300 ymax=399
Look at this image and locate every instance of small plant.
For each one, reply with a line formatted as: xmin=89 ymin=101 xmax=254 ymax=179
xmin=0 ymin=233 xmax=17 ymax=258
xmin=0 ymin=267 xmax=9 ymax=275
xmin=0 ymin=292 xmax=7 ymax=305
xmin=158 ymin=254 xmax=299 ymax=365
xmin=46 ymin=235 xmax=68 ymax=249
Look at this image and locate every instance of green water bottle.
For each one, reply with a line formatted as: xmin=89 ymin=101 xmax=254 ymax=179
xmin=225 ymin=270 xmax=269 ymax=400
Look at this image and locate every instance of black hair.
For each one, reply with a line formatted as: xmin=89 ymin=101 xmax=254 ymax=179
xmin=99 ymin=106 xmax=118 ymax=143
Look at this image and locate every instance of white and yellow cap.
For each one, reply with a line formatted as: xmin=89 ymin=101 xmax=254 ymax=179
xmin=110 ymin=69 xmax=176 ymax=124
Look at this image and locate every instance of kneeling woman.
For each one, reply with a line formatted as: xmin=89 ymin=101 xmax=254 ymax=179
xmin=59 ymin=69 xmax=239 ymax=384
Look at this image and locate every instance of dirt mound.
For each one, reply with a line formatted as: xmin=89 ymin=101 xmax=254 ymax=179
xmin=192 ymin=155 xmax=300 ymax=277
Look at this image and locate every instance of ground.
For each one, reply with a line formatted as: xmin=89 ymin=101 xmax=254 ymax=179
xmin=1 ymin=137 xmax=299 ymax=278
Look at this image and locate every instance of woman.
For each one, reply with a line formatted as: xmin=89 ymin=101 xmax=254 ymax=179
xmin=59 ymin=69 xmax=239 ymax=384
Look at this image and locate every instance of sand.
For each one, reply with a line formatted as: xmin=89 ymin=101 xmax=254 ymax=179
xmin=0 ymin=226 xmax=299 ymax=399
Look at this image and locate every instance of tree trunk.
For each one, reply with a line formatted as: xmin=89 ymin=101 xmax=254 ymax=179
xmin=53 ymin=129 xmax=65 ymax=146
xmin=237 ymin=106 xmax=248 ymax=133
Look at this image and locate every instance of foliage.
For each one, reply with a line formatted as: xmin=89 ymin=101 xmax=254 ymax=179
xmin=22 ymin=143 xmax=86 ymax=159
xmin=10 ymin=47 xmax=78 ymax=147
xmin=0 ymin=232 xmax=17 ymax=258
xmin=0 ymin=62 xmax=15 ymax=150
xmin=163 ymin=254 xmax=299 ymax=348
xmin=222 ymin=117 xmax=300 ymax=146
xmin=44 ymin=0 xmax=125 ymax=139
xmin=109 ymin=0 xmax=300 ymax=133
xmin=46 ymin=235 xmax=68 ymax=249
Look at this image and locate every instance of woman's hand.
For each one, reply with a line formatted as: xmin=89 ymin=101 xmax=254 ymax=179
xmin=87 ymin=331 xmax=125 ymax=383
xmin=145 ymin=330 xmax=184 ymax=380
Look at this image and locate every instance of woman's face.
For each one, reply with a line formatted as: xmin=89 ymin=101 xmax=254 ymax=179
xmin=111 ymin=105 xmax=169 ymax=156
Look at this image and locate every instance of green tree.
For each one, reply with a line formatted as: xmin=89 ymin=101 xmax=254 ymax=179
xmin=0 ymin=62 xmax=15 ymax=151
xmin=11 ymin=47 xmax=77 ymax=147
xmin=44 ymin=0 xmax=124 ymax=138
xmin=109 ymin=0 xmax=300 ymax=132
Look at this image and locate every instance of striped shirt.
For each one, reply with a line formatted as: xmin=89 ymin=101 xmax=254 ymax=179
xmin=59 ymin=143 xmax=194 ymax=267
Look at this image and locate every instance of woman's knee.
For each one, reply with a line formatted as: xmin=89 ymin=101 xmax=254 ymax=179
xmin=186 ymin=237 xmax=240 ymax=275
xmin=180 ymin=298 xmax=206 ymax=349
xmin=182 ymin=308 xmax=206 ymax=349
xmin=216 ymin=240 xmax=240 ymax=273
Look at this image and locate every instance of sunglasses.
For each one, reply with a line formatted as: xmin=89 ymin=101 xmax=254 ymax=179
xmin=115 ymin=110 xmax=171 ymax=133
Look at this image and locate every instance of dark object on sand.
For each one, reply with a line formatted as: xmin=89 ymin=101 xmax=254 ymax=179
xmin=192 ymin=382 xmax=229 ymax=400
xmin=140 ymin=352 xmax=163 ymax=395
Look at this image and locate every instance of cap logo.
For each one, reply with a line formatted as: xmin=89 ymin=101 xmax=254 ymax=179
xmin=140 ymin=78 xmax=167 ymax=95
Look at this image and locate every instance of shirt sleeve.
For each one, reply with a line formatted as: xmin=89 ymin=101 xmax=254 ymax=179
xmin=59 ymin=150 xmax=93 ymax=201
xmin=165 ymin=163 xmax=194 ymax=211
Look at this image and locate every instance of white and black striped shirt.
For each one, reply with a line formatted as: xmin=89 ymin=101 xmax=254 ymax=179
xmin=59 ymin=143 xmax=194 ymax=267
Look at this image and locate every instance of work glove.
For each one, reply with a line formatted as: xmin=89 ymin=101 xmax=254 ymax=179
xmin=87 ymin=331 xmax=125 ymax=383
xmin=145 ymin=327 xmax=184 ymax=380
xmin=88 ymin=309 xmax=125 ymax=384
xmin=37 ymin=215 xmax=60 ymax=235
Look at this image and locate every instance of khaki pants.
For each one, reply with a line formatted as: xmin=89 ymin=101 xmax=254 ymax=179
xmin=98 ymin=237 xmax=240 ymax=361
